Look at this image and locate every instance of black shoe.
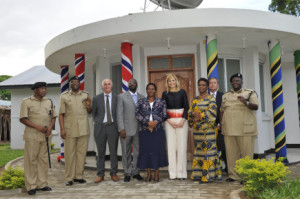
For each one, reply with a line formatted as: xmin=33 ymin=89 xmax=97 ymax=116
xmin=133 ymin=174 xmax=144 ymax=181
xmin=74 ymin=179 xmax=86 ymax=183
xmin=27 ymin=189 xmax=36 ymax=195
xmin=40 ymin=186 xmax=52 ymax=191
xmin=226 ymin=178 xmax=236 ymax=182
xmin=66 ymin=181 xmax=73 ymax=186
xmin=124 ymin=176 xmax=131 ymax=182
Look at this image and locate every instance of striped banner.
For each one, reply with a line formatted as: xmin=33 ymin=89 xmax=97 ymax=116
xmin=206 ymin=35 xmax=219 ymax=80
xmin=58 ymin=65 xmax=69 ymax=162
xmin=268 ymin=40 xmax=288 ymax=163
xmin=75 ymin=53 xmax=85 ymax=90
xmin=294 ymin=50 xmax=300 ymax=127
xmin=121 ymin=42 xmax=133 ymax=93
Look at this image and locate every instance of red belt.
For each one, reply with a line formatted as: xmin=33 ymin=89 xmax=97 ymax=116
xmin=167 ymin=111 xmax=183 ymax=118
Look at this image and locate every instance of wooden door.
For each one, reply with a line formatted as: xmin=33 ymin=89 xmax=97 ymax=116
xmin=149 ymin=70 xmax=195 ymax=161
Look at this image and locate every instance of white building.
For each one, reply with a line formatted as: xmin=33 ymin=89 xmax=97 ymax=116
xmin=45 ymin=8 xmax=300 ymax=158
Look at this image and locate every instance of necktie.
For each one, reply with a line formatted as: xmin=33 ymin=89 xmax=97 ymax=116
xmin=106 ymin=95 xmax=112 ymax=123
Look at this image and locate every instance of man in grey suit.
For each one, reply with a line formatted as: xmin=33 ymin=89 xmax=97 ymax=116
xmin=117 ymin=79 xmax=144 ymax=182
xmin=92 ymin=79 xmax=119 ymax=183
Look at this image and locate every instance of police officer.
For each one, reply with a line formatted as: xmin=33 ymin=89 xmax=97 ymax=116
xmin=20 ymin=82 xmax=57 ymax=195
xmin=59 ymin=76 xmax=92 ymax=186
xmin=220 ymin=73 xmax=259 ymax=182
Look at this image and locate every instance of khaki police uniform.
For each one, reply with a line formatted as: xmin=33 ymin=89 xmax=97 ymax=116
xmin=220 ymin=88 xmax=259 ymax=180
xmin=59 ymin=90 xmax=90 ymax=181
xmin=20 ymin=95 xmax=57 ymax=191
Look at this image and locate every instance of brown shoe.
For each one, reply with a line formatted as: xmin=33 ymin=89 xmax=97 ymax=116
xmin=94 ymin=176 xmax=104 ymax=183
xmin=111 ymin=175 xmax=119 ymax=182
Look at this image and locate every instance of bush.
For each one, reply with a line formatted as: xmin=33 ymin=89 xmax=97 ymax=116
xmin=235 ymin=156 xmax=290 ymax=198
xmin=0 ymin=166 xmax=25 ymax=190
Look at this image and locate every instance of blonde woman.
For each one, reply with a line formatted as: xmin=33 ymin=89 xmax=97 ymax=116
xmin=162 ymin=74 xmax=189 ymax=180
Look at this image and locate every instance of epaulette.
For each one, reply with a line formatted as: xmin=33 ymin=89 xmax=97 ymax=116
xmin=61 ymin=91 xmax=69 ymax=95
xmin=22 ymin=97 xmax=31 ymax=101
xmin=244 ymin=89 xmax=254 ymax=92
xmin=82 ymin=91 xmax=89 ymax=94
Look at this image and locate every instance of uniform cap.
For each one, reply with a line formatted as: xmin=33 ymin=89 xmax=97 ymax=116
xmin=31 ymin=82 xmax=47 ymax=90
xmin=69 ymin=76 xmax=79 ymax=83
xmin=230 ymin=73 xmax=243 ymax=82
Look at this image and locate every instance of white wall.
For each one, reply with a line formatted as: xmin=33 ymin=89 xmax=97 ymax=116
xmin=282 ymin=62 xmax=300 ymax=144
xmin=11 ymin=87 xmax=61 ymax=149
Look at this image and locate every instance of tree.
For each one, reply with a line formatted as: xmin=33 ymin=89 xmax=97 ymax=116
xmin=0 ymin=75 xmax=12 ymax=100
xmin=269 ymin=0 xmax=300 ymax=17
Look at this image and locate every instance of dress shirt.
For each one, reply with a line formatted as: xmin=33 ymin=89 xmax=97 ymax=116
xmin=103 ymin=92 xmax=113 ymax=123
xmin=129 ymin=91 xmax=137 ymax=104
xmin=210 ymin=91 xmax=217 ymax=98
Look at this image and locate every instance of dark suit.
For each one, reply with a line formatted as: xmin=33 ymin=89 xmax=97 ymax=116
xmin=92 ymin=92 xmax=119 ymax=177
xmin=211 ymin=91 xmax=227 ymax=169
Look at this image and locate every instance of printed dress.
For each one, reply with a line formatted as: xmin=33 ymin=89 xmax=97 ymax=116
xmin=188 ymin=95 xmax=222 ymax=182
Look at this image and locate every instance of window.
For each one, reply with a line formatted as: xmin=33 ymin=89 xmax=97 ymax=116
xmin=259 ymin=62 xmax=266 ymax=112
xmin=111 ymin=64 xmax=122 ymax=94
xmin=218 ymin=58 xmax=241 ymax=93
xmin=148 ymin=54 xmax=194 ymax=70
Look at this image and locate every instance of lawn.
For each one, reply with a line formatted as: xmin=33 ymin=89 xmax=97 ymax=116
xmin=0 ymin=143 xmax=60 ymax=168
xmin=0 ymin=143 xmax=24 ymax=168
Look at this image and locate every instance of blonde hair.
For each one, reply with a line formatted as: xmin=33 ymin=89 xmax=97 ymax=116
xmin=165 ymin=74 xmax=180 ymax=92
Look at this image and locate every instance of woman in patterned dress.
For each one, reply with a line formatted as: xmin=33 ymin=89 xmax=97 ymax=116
xmin=188 ymin=78 xmax=222 ymax=183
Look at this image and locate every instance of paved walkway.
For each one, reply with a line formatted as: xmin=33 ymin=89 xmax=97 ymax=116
xmin=1 ymin=153 xmax=300 ymax=199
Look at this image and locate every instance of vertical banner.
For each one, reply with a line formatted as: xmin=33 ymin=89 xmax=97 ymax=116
xmin=75 ymin=53 xmax=85 ymax=90
xmin=294 ymin=50 xmax=300 ymax=127
xmin=58 ymin=65 xmax=69 ymax=162
xmin=206 ymin=34 xmax=219 ymax=80
xmin=121 ymin=42 xmax=133 ymax=93
xmin=268 ymin=40 xmax=288 ymax=163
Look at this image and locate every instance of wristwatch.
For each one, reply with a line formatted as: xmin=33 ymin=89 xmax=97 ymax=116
xmin=246 ymin=101 xmax=250 ymax=106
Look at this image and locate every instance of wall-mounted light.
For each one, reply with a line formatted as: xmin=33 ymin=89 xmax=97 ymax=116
xmin=242 ymin=38 xmax=246 ymax=49
xmin=103 ymin=48 xmax=107 ymax=59
xmin=166 ymin=37 xmax=171 ymax=49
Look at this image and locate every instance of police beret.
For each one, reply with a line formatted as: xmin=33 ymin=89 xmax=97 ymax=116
xmin=31 ymin=82 xmax=47 ymax=90
xmin=69 ymin=76 xmax=79 ymax=83
xmin=230 ymin=73 xmax=243 ymax=82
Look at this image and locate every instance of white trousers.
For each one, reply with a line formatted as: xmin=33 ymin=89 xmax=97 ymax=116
xmin=165 ymin=118 xmax=188 ymax=179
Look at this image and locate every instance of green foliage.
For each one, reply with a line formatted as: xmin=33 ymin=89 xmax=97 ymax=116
xmin=0 ymin=75 xmax=12 ymax=100
xmin=0 ymin=144 xmax=24 ymax=167
xmin=258 ymin=178 xmax=300 ymax=199
xmin=51 ymin=142 xmax=55 ymax=150
xmin=269 ymin=0 xmax=300 ymax=17
xmin=0 ymin=166 xmax=24 ymax=190
xmin=235 ymin=156 xmax=290 ymax=198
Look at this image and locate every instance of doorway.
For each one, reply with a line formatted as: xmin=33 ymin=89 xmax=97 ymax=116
xmin=148 ymin=54 xmax=196 ymax=161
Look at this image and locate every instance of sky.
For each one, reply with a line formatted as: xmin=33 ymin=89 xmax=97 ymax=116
xmin=0 ymin=0 xmax=271 ymax=76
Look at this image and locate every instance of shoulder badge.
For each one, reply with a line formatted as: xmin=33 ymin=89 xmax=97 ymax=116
xmin=22 ymin=97 xmax=31 ymax=101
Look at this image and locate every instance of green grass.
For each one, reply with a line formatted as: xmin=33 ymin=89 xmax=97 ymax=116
xmin=255 ymin=178 xmax=300 ymax=199
xmin=0 ymin=144 xmax=24 ymax=167
xmin=0 ymin=143 xmax=59 ymax=168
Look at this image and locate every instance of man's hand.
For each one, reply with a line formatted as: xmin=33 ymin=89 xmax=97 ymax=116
xmin=120 ymin=129 xmax=126 ymax=139
xmin=46 ymin=126 xmax=52 ymax=137
xmin=60 ymin=129 xmax=66 ymax=139
xmin=237 ymin=95 xmax=247 ymax=105
xmin=37 ymin=126 xmax=47 ymax=133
